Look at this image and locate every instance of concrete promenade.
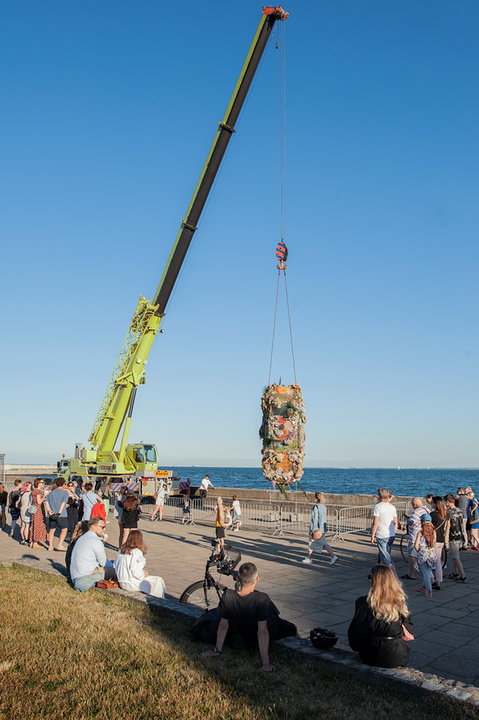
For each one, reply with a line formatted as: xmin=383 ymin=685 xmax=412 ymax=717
xmin=1 ymin=512 xmax=478 ymax=686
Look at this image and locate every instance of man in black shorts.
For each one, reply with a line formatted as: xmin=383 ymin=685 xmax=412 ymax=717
xmin=201 ymin=562 xmax=296 ymax=671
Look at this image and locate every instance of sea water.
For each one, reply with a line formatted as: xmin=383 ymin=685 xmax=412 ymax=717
xmin=162 ymin=466 xmax=477 ymax=497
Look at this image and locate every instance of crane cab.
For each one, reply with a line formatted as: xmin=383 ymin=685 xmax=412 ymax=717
xmin=125 ymin=443 xmax=158 ymax=474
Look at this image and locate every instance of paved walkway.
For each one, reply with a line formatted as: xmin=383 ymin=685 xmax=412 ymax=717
xmin=1 ymin=514 xmax=478 ymax=686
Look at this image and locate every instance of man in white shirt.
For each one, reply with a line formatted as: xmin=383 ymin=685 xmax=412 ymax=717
xmin=371 ymin=488 xmax=398 ymax=575
xmin=70 ymin=516 xmax=114 ymax=592
xmin=199 ymin=474 xmax=214 ymax=499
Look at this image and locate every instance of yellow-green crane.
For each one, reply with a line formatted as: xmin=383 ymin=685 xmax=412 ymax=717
xmin=58 ymin=6 xmax=289 ymax=483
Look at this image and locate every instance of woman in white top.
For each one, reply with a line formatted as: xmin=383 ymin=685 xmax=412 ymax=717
xmin=230 ymin=495 xmax=242 ymax=532
xmin=114 ymin=530 xmax=166 ymax=598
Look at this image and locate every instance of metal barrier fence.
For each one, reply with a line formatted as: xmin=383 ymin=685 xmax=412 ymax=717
xmin=0 ymin=483 xmax=408 ymax=541
xmin=336 ymin=502 xmax=409 ymax=541
xmin=143 ymin=497 xmax=339 ymax=537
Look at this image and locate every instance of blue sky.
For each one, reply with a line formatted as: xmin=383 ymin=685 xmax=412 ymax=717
xmin=1 ymin=1 xmax=478 ymax=468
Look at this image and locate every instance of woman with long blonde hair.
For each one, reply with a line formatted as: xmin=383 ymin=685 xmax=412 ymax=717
xmin=348 ymin=565 xmax=414 ymax=668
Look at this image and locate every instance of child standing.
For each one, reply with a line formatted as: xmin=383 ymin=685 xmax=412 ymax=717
xmin=181 ymin=497 xmax=192 ymax=525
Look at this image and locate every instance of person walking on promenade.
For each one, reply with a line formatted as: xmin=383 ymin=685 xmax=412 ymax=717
xmin=200 ymin=474 xmax=214 ymax=499
xmin=371 ymin=488 xmax=398 ymax=575
xmin=430 ymin=496 xmax=449 ymax=589
xmin=214 ymin=497 xmax=226 ymax=552
xmin=8 ymin=480 xmax=22 ymax=538
xmin=401 ymin=497 xmax=427 ymax=581
xmin=28 ymin=478 xmax=48 ymax=549
xmin=151 ymin=480 xmax=167 ymax=522
xmin=414 ymin=514 xmax=437 ymax=598
xmin=18 ymin=481 xmax=33 ymax=545
xmin=466 ymin=489 xmax=479 ymax=550
xmin=348 ymin=565 xmax=414 ymax=668
xmin=444 ymin=494 xmax=468 ymax=583
xmin=302 ymin=492 xmax=337 ymax=565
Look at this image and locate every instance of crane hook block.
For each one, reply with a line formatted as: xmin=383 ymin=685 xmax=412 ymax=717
xmin=276 ymin=240 xmax=288 ymax=270
xmin=262 ymin=7 xmax=289 ymax=20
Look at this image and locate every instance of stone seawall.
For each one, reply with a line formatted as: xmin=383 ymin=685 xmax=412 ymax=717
xmin=4 ymin=467 xmax=413 ymax=507
xmin=200 ymin=487 xmax=413 ymax=508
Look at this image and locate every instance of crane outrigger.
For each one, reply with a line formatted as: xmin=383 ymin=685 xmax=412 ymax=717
xmin=58 ymin=6 xmax=289 ymax=484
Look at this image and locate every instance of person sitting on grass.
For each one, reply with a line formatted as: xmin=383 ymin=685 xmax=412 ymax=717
xmin=114 ymin=530 xmax=166 ymax=598
xmin=200 ymin=562 xmax=296 ymax=672
xmin=348 ymin=565 xmax=414 ymax=668
xmin=65 ymin=521 xmax=89 ymax=580
xmin=69 ymin=516 xmax=115 ymax=592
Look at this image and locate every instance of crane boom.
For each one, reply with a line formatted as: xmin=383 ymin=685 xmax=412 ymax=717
xmin=153 ymin=6 xmax=288 ymax=315
xmin=59 ymin=7 xmax=288 ymax=481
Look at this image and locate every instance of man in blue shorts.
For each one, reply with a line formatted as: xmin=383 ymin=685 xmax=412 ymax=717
xmin=44 ymin=478 xmax=70 ymax=551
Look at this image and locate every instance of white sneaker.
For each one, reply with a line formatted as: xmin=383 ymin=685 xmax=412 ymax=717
xmin=330 ymin=555 xmax=338 ymax=565
xmin=301 ymin=557 xmax=313 ymax=564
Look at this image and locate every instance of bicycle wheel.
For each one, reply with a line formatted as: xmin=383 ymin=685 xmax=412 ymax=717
xmin=400 ymin=535 xmax=408 ymax=563
xmin=180 ymin=580 xmax=225 ymax=609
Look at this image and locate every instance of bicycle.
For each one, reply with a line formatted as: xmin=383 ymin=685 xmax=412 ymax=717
xmin=180 ymin=537 xmax=241 ymax=609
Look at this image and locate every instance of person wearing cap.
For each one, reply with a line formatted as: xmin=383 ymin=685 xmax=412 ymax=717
xmin=414 ymin=513 xmax=436 ymax=598
xmin=401 ymin=497 xmax=427 ymax=581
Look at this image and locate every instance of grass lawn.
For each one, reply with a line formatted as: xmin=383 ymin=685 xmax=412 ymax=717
xmin=0 ymin=565 xmax=477 ymax=720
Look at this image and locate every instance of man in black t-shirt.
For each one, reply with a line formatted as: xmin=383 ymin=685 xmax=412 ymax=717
xmin=200 ymin=562 xmax=296 ymax=671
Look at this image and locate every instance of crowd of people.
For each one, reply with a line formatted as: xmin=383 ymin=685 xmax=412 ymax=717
xmin=1 ymin=476 xmax=477 ymax=672
xmin=370 ymin=486 xmax=477 ymax=596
